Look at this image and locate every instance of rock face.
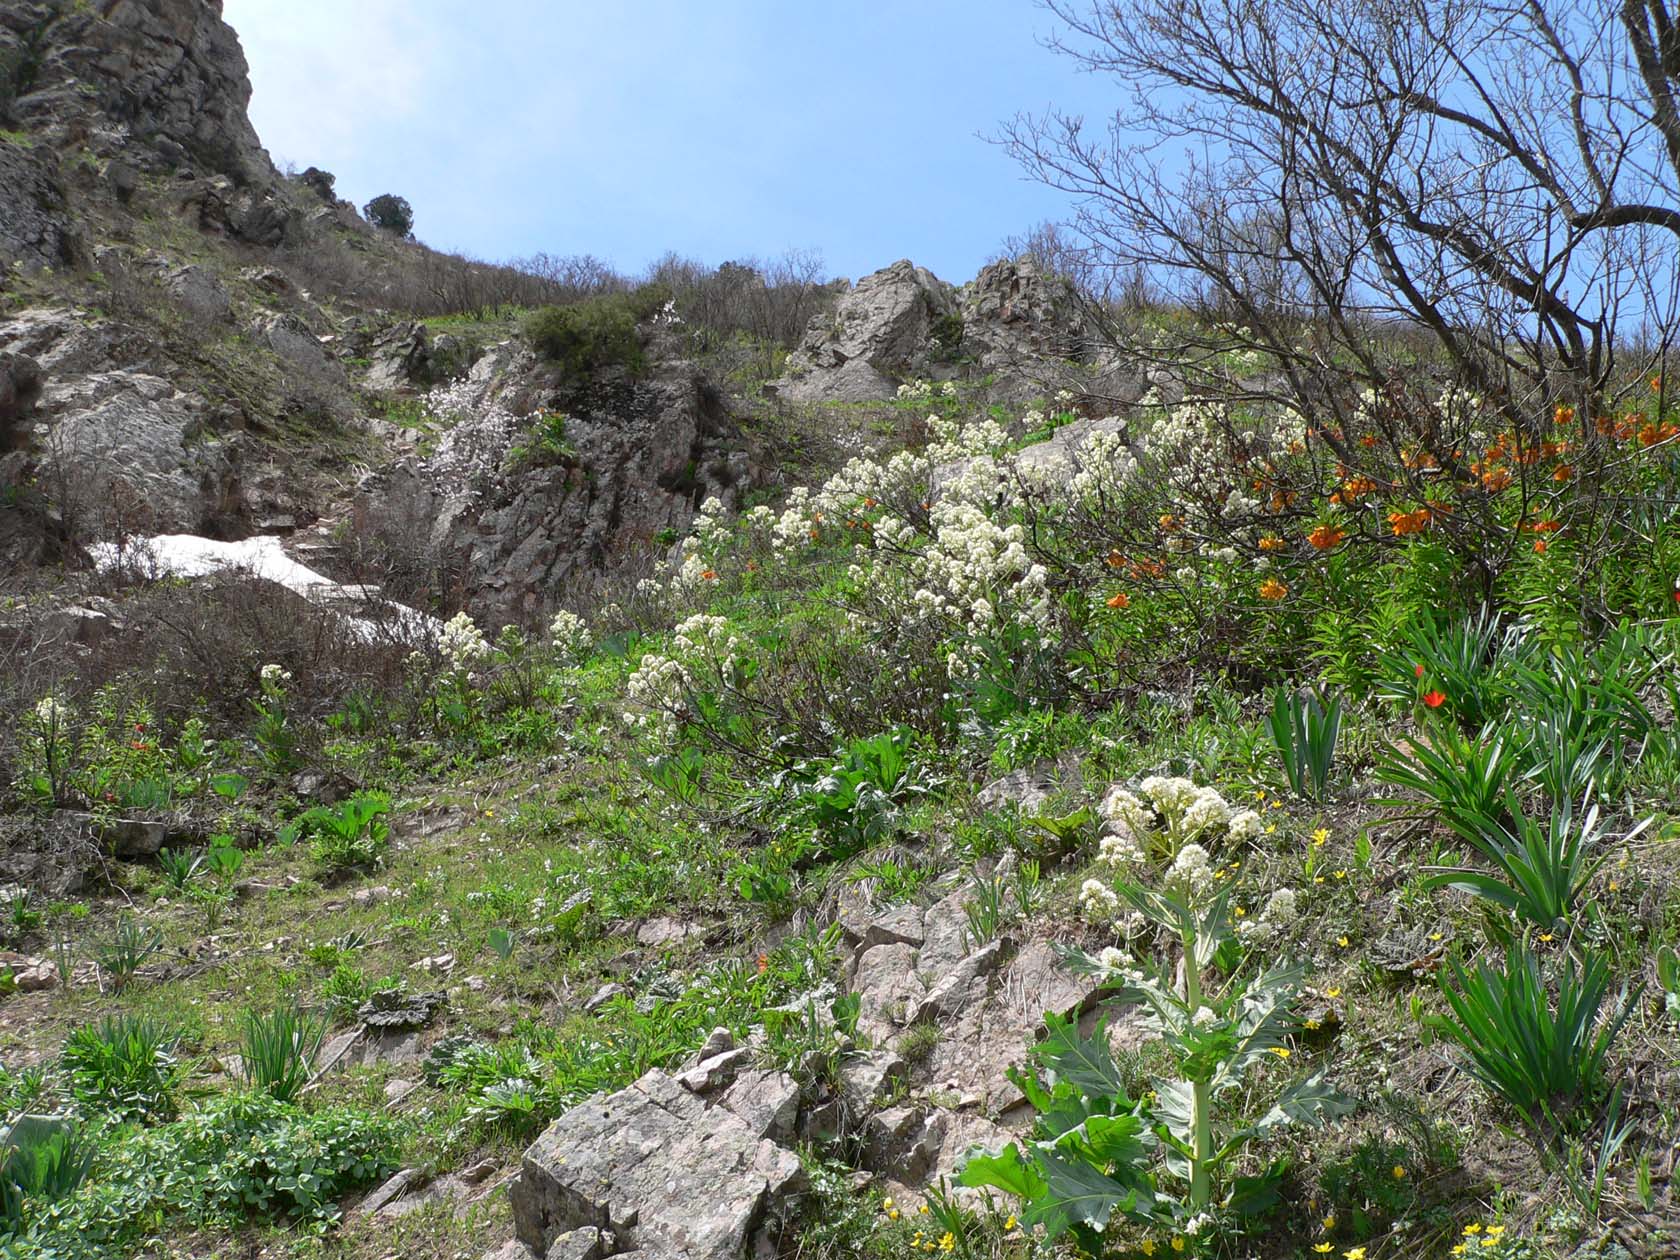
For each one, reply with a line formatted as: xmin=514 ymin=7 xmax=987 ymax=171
xmin=1 ymin=0 xmax=277 ymax=188
xmin=773 ymin=260 xmax=958 ymax=403
xmin=957 ymin=256 xmax=1092 ymax=383
xmin=0 ymin=302 xmax=244 ymax=535
xmin=510 ymin=1069 xmax=805 ymax=1260
xmin=45 ymin=369 xmax=239 ymax=534
xmin=770 ymin=255 xmax=1094 ymax=405
xmin=0 ymin=351 xmax=44 ymax=446
xmin=0 ymin=142 xmax=77 ymax=269
xmin=364 ymin=337 xmax=758 ymax=620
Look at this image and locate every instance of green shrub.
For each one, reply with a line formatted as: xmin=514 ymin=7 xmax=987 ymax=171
xmin=290 ymin=794 xmax=391 ymax=876
xmin=61 ymin=1015 xmax=187 ymax=1124
xmin=1423 ymin=792 xmax=1623 ymax=932
xmin=239 ymin=1004 xmax=325 ymax=1104
xmin=521 ymin=284 xmax=669 ymax=381
xmin=362 ymin=192 xmax=414 ymax=236
xmin=1 ymin=1117 xmax=93 ymax=1235
xmin=1431 ymin=943 xmax=1630 ymax=1135
xmin=1267 ymin=684 xmax=1342 ymax=800
xmin=11 ymin=1093 xmax=397 ymax=1252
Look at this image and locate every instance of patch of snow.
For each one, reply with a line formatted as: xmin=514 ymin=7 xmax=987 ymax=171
xmin=87 ymin=534 xmax=442 ymax=644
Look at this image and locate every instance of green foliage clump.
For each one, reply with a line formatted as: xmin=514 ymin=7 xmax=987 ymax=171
xmin=1430 ymin=943 xmax=1630 ymax=1136
xmin=2 ymin=1093 xmax=396 ymax=1255
xmin=61 ymin=1016 xmax=186 ymax=1125
xmin=362 ymin=192 xmax=414 ymax=236
xmin=521 ymin=284 xmax=670 ymax=381
xmin=287 ymin=794 xmax=391 ymax=876
xmin=239 ymin=1005 xmax=325 ymax=1104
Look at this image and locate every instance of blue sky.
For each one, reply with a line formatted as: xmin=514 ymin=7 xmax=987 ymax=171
xmin=221 ymin=0 xmax=1113 ymax=285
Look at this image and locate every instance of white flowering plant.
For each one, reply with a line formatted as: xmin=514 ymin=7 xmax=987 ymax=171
xmin=1096 ymin=776 xmax=1256 ymax=869
xmin=964 ymin=878 xmax=1351 ymax=1242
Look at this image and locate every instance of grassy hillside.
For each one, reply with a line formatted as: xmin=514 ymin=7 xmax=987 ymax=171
xmin=3 ymin=362 xmax=1680 ymax=1260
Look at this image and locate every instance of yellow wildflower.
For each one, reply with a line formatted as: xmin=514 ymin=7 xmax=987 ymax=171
xmin=1269 ymin=1046 xmax=1291 ymax=1058
xmin=939 ymin=1232 xmax=956 ymax=1253
xmin=1392 ymin=1164 xmax=1406 ymax=1178
xmin=1312 ymin=828 xmax=1330 ymax=846
xmin=1326 ymin=987 xmax=1342 ymax=998
xmin=1171 ymin=1238 xmax=1186 ymax=1254
xmin=1337 ymin=935 xmax=1349 ymax=948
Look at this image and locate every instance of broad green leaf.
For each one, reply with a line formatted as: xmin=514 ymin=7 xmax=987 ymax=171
xmin=1034 ymin=1011 xmax=1127 ymax=1100
xmin=1027 ymin=1150 xmax=1149 ymax=1237
xmin=958 ymin=1143 xmax=1046 ymax=1202
xmin=1253 ymin=1073 xmax=1357 ymax=1134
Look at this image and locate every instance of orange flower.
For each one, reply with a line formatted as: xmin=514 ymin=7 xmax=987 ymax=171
xmin=1258 ymin=578 xmax=1289 ymax=601
xmin=1307 ymin=524 xmax=1345 ymax=550
xmin=1553 ymin=464 xmax=1574 ymax=482
xmin=1258 ymin=535 xmax=1288 ymax=552
xmin=1533 ymin=539 xmax=1548 ymax=555
xmin=701 ymin=569 xmax=717 ymax=580
xmin=1106 ymin=549 xmax=1126 ymax=569
xmin=1107 ymin=591 xmax=1131 ymax=609
xmin=1480 ymin=467 xmax=1512 ymax=492
xmin=1423 ymin=690 xmax=1446 ymax=708
xmin=1553 ymin=404 xmax=1575 ymax=427
xmin=1341 ymin=475 xmax=1378 ymax=500
xmin=1159 ymin=513 xmax=1181 ymax=533
xmin=1653 ymin=376 xmax=1664 ymax=392
xmin=1414 ymin=663 xmax=1426 ymax=678
xmin=1388 ymin=508 xmax=1431 ymax=536
xmin=1360 ymin=434 xmax=1378 ymax=448
xmin=863 ymin=497 xmax=878 ymax=508
xmin=1526 ymin=518 xmax=1561 ymax=533
xmin=757 ymin=952 xmax=769 ymax=974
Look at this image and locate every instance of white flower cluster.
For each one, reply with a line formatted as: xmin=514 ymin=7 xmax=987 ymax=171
xmin=1235 ymin=887 xmax=1301 ymax=945
xmin=420 ymin=378 xmax=535 ymax=504
xmin=439 ymin=611 xmax=490 ymax=672
xmin=1097 ymin=827 xmax=1146 ymax=870
xmin=679 ymin=496 xmax=731 ymax=565
xmin=671 ymin=613 xmax=742 ymax=674
xmin=1146 ymin=397 xmax=1227 ymax=456
xmin=624 ymin=653 xmax=687 ymax=734
xmin=1066 ymin=428 xmax=1137 ymax=502
xmin=1166 ymin=841 xmax=1215 ymax=893
xmin=900 ymin=501 xmax=1051 ymax=677
xmin=32 ymin=696 xmax=69 ymax=727
xmin=548 ymin=610 xmax=593 ymax=662
xmin=895 ymin=379 xmax=958 ymax=402
xmin=258 ymin=663 xmax=292 ymax=695
xmin=926 ymin=414 xmax=1010 ymax=464
xmin=1094 ymin=944 xmax=1147 ymax=986
xmin=1079 ymin=877 xmax=1121 ymax=923
xmin=770 ymin=485 xmax=817 ymax=554
xmin=624 ymin=615 xmax=745 ymax=735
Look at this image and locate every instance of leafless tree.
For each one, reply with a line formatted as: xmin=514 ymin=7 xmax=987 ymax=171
xmin=1010 ymin=0 xmax=1680 ymax=439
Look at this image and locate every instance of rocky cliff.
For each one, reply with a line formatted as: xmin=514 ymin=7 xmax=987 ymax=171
xmin=0 ymin=0 xmax=1101 ymax=622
